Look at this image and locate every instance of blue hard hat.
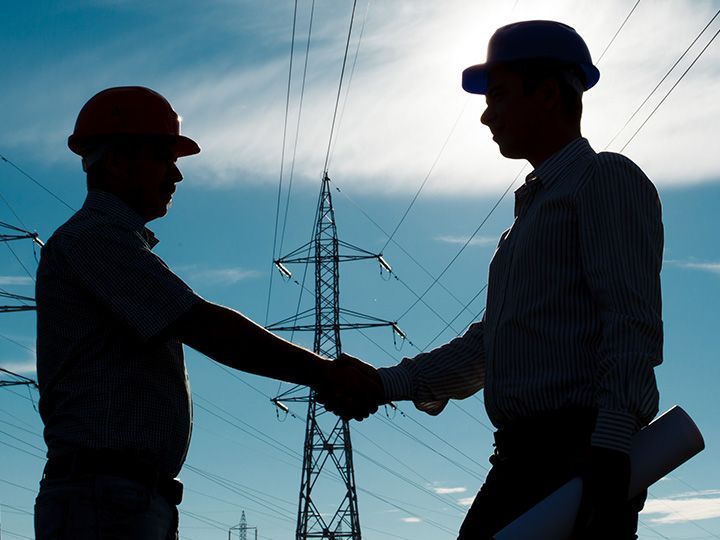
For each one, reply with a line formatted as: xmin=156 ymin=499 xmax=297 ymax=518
xmin=462 ymin=20 xmax=600 ymax=95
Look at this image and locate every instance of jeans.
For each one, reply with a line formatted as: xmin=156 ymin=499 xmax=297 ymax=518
xmin=457 ymin=410 xmax=646 ymax=539
xmin=35 ymin=474 xmax=178 ymax=540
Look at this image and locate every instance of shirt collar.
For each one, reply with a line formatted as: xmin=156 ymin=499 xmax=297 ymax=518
xmin=527 ymin=137 xmax=596 ymax=189
xmin=82 ymin=190 xmax=159 ymax=248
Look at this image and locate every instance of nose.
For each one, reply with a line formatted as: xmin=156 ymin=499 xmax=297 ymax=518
xmin=480 ymin=105 xmax=493 ymax=127
xmin=170 ymin=162 xmax=183 ymax=183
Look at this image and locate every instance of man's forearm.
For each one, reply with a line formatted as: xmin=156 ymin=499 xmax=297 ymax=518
xmin=170 ymin=300 xmax=330 ymax=386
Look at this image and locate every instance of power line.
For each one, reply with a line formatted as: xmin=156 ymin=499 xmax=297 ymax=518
xmin=266 ymin=0 xmax=300 ymax=326
xmin=332 ymin=182 xmax=477 ymax=321
xmin=421 ymin=286 xmax=486 ymax=352
xmin=277 ymin=0 xmax=317 ymax=262
xmin=322 ymin=0 xmax=358 ymax=174
xmin=356 ymin=486 xmax=458 ymax=536
xmin=596 ymin=0 xmax=642 ymax=63
xmin=0 ymin=333 xmax=37 ymax=354
xmin=395 ymin=406 xmax=489 ymax=472
xmin=0 ymin=154 xmax=75 ymax=212
xmin=605 ymin=7 xmax=720 ymax=151
xmin=327 ymin=0 xmax=372 ymax=170
xmin=0 ymin=191 xmax=30 ymax=231
xmin=0 ymin=478 xmax=35 ymax=494
xmin=620 ymin=23 xmax=720 ymax=152
xmin=191 ymin=393 xmax=471 ymax=534
xmin=374 ymin=413 xmax=484 ymax=481
xmin=395 ymin=165 xmax=527 ymax=323
xmin=379 ymin=96 xmax=471 ymax=254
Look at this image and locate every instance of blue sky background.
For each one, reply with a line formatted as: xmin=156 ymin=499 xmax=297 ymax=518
xmin=1 ymin=1 xmax=720 ymax=538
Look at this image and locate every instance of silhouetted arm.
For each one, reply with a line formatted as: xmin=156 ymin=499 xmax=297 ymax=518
xmin=377 ymin=320 xmax=486 ymax=415
xmin=167 ymin=299 xmax=333 ymax=387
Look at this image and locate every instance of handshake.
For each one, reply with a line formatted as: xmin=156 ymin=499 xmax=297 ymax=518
xmin=314 ymin=353 xmax=387 ymax=421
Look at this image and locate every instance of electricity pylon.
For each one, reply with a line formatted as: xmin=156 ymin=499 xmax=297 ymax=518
xmin=268 ymin=173 xmax=402 ymax=540
xmin=228 ymin=510 xmax=258 ymax=540
xmin=0 ymin=221 xmax=42 ymax=313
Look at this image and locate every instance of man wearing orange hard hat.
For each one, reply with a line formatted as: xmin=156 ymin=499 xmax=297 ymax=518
xmin=34 ymin=87 xmax=373 ymax=539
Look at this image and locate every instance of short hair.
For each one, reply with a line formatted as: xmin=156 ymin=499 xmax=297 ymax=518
xmin=505 ymin=58 xmax=585 ymax=122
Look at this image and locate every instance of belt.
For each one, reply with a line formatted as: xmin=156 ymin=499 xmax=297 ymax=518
xmin=493 ymin=408 xmax=597 ymax=459
xmin=43 ymin=450 xmax=183 ymax=505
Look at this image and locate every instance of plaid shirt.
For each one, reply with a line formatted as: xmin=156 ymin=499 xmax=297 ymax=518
xmin=36 ymin=190 xmax=201 ymax=476
xmin=379 ymin=138 xmax=664 ymax=453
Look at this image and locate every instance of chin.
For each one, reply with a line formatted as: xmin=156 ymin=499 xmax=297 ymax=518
xmin=499 ymin=146 xmax=525 ymax=160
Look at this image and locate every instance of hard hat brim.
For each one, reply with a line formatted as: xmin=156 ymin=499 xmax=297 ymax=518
xmin=176 ymin=135 xmax=201 ymax=157
xmin=68 ymin=133 xmax=201 ymax=158
xmin=461 ymin=61 xmax=600 ymax=95
xmin=462 ymin=64 xmax=491 ymax=95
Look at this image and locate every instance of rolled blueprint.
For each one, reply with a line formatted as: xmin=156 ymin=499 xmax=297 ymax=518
xmin=494 ymin=406 xmax=705 ymax=540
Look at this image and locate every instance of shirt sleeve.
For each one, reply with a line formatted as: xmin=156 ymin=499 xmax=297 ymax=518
xmin=377 ymin=320 xmax=486 ymax=415
xmin=64 ymin=226 xmax=202 ymax=341
xmin=577 ymin=153 xmax=663 ymax=453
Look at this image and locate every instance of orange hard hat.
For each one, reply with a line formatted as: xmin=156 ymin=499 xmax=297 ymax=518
xmin=68 ymin=86 xmax=200 ymax=157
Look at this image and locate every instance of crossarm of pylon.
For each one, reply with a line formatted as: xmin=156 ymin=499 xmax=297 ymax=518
xmin=0 ymin=291 xmax=35 ymax=303
xmin=0 ymin=306 xmax=36 ymax=313
xmin=0 ymin=221 xmax=44 ymax=246
xmin=0 ymin=368 xmax=38 ymax=388
xmin=266 ymin=307 xmax=315 ymax=330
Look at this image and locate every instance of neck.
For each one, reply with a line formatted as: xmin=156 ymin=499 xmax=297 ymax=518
xmin=526 ymin=126 xmax=581 ymax=168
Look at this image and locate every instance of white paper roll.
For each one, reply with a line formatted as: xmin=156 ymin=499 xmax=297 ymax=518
xmin=493 ymin=406 xmax=705 ymax=540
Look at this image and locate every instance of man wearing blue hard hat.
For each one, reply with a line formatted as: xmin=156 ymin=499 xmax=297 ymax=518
xmin=319 ymin=19 xmax=663 ymax=540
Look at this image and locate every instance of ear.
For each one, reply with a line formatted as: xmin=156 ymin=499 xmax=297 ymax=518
xmin=102 ymin=147 xmax=130 ymax=180
xmin=536 ymin=78 xmax=562 ymax=112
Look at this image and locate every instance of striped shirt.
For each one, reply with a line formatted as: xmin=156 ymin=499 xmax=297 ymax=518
xmin=378 ymin=138 xmax=663 ymax=453
xmin=36 ymin=190 xmax=202 ymax=476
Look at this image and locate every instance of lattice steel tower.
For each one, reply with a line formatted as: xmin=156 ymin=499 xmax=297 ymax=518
xmin=268 ymin=173 xmax=398 ymax=540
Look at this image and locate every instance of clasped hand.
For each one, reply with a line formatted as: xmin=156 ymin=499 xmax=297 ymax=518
xmin=315 ymin=353 xmax=385 ymax=421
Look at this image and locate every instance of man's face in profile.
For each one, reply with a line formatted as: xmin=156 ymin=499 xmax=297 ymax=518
xmin=481 ymin=65 xmax=543 ymax=161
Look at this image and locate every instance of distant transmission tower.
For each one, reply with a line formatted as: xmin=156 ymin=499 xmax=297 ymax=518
xmin=228 ymin=510 xmax=257 ymax=540
xmin=269 ymin=173 xmax=402 ymax=539
xmin=239 ymin=511 xmax=247 ymax=540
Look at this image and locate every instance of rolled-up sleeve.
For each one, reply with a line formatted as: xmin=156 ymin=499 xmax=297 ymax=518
xmin=64 ymin=227 xmax=201 ymax=341
xmin=577 ymin=154 xmax=663 ymax=452
xmin=377 ymin=320 xmax=486 ymax=415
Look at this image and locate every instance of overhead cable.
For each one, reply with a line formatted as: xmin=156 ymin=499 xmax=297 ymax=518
xmin=596 ymin=0 xmax=642 ymax=63
xmin=0 ymin=154 xmax=75 ymax=212
xmin=327 ymin=0 xmax=372 ymax=170
xmin=606 ymin=7 xmax=720 ymax=150
xmin=421 ymin=286 xmax=487 ymax=351
xmin=379 ymin=96 xmax=471 ymax=254
xmin=278 ymin=0 xmax=317 ymax=260
xmin=333 ymin=182 xmax=477 ymax=320
xmin=620 ymin=21 xmax=720 ymax=152
xmin=395 ymin=165 xmax=527 ymax=323
xmin=322 ymin=0 xmax=359 ymax=174
xmin=266 ymin=0 xmax=300 ymax=326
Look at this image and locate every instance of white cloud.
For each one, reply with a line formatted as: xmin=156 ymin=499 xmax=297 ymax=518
xmin=179 ymin=0 xmax=720 ymax=194
xmin=435 ymin=235 xmax=497 ymax=248
xmin=642 ymin=490 xmax=720 ymax=524
xmin=400 ymin=517 xmax=422 ymax=523
xmin=0 ymin=360 xmax=37 ymax=376
xmin=433 ymin=486 xmax=468 ymax=495
xmin=665 ymin=260 xmax=720 ymax=275
xmin=0 ymin=275 xmax=34 ymax=286
xmin=458 ymin=496 xmax=476 ymax=507
xmin=3 ymin=1 xmax=720 ymax=196
xmin=179 ymin=266 xmax=262 ymax=285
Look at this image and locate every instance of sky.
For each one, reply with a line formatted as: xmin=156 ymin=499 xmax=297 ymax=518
xmin=1 ymin=0 xmax=720 ymax=538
